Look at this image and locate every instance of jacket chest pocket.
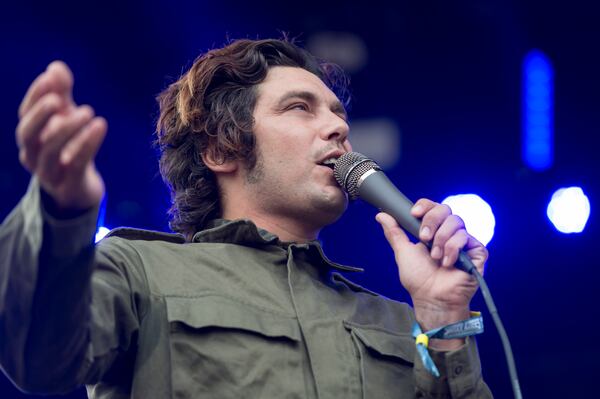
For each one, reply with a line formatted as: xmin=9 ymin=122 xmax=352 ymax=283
xmin=165 ymin=295 xmax=304 ymax=399
xmin=344 ymin=321 xmax=416 ymax=399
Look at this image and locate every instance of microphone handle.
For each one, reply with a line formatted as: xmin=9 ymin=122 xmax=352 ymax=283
xmin=359 ymin=171 xmax=475 ymax=274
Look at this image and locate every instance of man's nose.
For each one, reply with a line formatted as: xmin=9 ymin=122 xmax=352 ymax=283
xmin=321 ymin=114 xmax=350 ymax=144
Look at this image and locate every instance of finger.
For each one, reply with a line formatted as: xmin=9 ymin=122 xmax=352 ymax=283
xmin=18 ymin=72 xmax=51 ymax=119
xmin=61 ymin=116 xmax=107 ymax=171
xmin=16 ymin=93 xmax=64 ymax=171
xmin=36 ymin=106 xmax=94 ymax=184
xmin=18 ymin=61 xmax=74 ymax=118
xmin=465 ymin=236 xmax=489 ymax=275
xmin=418 ymin=203 xmax=452 ymax=242
xmin=45 ymin=61 xmax=74 ymax=105
xmin=39 ymin=105 xmax=93 ymax=144
xmin=441 ymin=229 xmax=469 ymax=267
xmin=16 ymin=92 xmax=63 ymax=148
xmin=376 ymin=212 xmax=410 ymax=250
xmin=410 ymin=198 xmax=437 ymax=218
xmin=431 ymin=214 xmax=465 ymax=260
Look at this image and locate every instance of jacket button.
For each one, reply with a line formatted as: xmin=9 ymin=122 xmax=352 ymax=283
xmin=454 ymin=365 xmax=463 ymax=376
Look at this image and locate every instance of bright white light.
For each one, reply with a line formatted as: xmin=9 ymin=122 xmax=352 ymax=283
xmin=95 ymin=226 xmax=111 ymax=243
xmin=547 ymin=186 xmax=590 ymax=233
xmin=442 ymin=194 xmax=495 ymax=246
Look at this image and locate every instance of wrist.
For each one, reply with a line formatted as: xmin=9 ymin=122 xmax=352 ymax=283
xmin=413 ymin=300 xmax=470 ymax=329
xmin=413 ymin=302 xmax=470 ymax=351
xmin=40 ymin=188 xmax=93 ymax=219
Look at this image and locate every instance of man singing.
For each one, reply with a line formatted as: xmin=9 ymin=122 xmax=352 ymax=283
xmin=0 ymin=39 xmax=492 ymax=398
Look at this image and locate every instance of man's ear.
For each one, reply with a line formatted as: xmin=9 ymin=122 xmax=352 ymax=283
xmin=201 ymin=150 xmax=239 ymax=174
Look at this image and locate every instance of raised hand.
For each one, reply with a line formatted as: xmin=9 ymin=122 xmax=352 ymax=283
xmin=16 ymin=61 xmax=107 ymax=212
xmin=376 ymin=199 xmax=488 ymax=349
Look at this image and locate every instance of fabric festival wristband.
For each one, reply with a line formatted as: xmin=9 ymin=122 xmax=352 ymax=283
xmin=412 ymin=312 xmax=484 ymax=377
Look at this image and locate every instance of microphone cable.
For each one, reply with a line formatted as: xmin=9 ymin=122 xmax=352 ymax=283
xmin=471 ymin=265 xmax=522 ymax=399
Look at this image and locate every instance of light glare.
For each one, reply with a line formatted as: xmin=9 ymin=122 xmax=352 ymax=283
xmin=442 ymin=194 xmax=495 ymax=246
xmin=95 ymin=226 xmax=110 ymax=243
xmin=547 ymin=187 xmax=590 ymax=233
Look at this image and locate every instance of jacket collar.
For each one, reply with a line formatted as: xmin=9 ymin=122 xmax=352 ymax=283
xmin=192 ymin=219 xmax=363 ymax=273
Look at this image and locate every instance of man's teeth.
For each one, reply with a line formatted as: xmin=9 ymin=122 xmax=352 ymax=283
xmin=319 ymin=158 xmax=337 ymax=170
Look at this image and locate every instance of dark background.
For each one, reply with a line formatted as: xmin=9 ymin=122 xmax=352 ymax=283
xmin=1 ymin=1 xmax=598 ymax=398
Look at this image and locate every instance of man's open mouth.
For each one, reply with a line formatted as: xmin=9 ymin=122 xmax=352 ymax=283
xmin=319 ymin=158 xmax=337 ymax=170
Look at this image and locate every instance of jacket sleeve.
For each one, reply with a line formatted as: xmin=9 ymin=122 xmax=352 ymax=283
xmin=413 ymin=336 xmax=493 ymax=398
xmin=0 ymin=178 xmax=147 ymax=395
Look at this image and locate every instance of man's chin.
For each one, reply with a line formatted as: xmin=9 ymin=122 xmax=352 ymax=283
xmin=312 ymin=192 xmax=348 ymax=226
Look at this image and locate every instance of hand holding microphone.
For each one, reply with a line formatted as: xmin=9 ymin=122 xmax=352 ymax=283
xmin=333 ymin=152 xmax=488 ymax=337
xmin=334 ymin=152 xmax=522 ymax=398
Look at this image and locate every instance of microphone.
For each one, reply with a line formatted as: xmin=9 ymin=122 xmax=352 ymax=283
xmin=333 ymin=152 xmax=475 ymax=274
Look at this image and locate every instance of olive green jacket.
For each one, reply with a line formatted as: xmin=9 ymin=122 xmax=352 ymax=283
xmin=0 ymin=179 xmax=492 ymax=398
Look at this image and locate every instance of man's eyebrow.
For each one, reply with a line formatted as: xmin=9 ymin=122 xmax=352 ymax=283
xmin=276 ymin=90 xmax=347 ymax=120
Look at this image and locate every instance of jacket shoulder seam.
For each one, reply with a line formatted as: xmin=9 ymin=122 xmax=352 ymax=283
xmin=105 ymin=227 xmax=185 ymax=243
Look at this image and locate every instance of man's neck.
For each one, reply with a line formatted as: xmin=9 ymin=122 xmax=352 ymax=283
xmin=222 ymin=209 xmax=319 ymax=243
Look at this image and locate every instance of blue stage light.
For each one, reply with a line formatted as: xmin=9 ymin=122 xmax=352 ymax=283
xmin=523 ymin=49 xmax=554 ymax=171
xmin=547 ymin=187 xmax=590 ymax=233
xmin=442 ymin=194 xmax=495 ymax=246
xmin=95 ymin=226 xmax=111 ymax=243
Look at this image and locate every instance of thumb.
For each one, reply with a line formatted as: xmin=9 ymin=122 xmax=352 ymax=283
xmin=375 ymin=212 xmax=410 ymax=251
xmin=46 ymin=61 xmax=75 ymax=107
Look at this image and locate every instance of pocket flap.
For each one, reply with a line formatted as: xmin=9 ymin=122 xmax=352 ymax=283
xmin=344 ymin=321 xmax=415 ymax=364
xmin=165 ymin=295 xmax=301 ymax=341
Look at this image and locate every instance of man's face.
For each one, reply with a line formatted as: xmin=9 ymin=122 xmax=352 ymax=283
xmin=242 ymin=66 xmax=352 ymax=230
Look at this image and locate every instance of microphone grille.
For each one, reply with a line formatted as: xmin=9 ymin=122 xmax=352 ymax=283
xmin=334 ymin=152 xmax=380 ymax=200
